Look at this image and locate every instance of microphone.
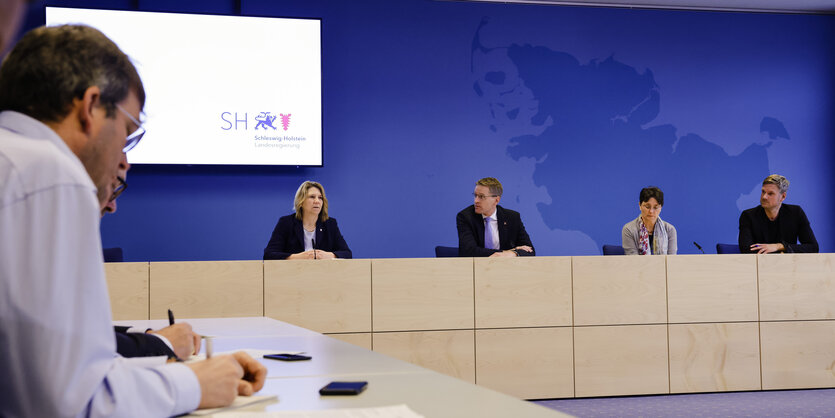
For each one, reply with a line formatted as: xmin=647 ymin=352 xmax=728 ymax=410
xmin=693 ymin=241 xmax=705 ymax=254
xmin=312 ymin=239 xmax=317 ymax=259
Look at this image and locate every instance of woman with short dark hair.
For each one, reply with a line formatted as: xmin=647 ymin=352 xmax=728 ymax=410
xmin=621 ymin=186 xmax=677 ymax=255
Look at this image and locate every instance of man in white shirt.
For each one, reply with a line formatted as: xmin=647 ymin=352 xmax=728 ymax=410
xmin=0 ymin=24 xmax=265 ymax=417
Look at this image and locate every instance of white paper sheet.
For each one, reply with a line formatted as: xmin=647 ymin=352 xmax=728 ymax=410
xmin=213 ymin=404 xmax=424 ymax=418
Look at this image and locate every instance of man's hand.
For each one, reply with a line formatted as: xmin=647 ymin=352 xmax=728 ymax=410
xmin=514 ymin=245 xmax=533 ymax=254
xmin=187 ymin=352 xmax=266 ymax=409
xmin=187 ymin=355 xmax=245 ymax=409
xmin=232 ymin=351 xmax=267 ymax=396
xmin=750 ymin=243 xmax=784 ymax=254
xmin=150 ymin=323 xmax=201 ymax=359
xmin=489 ymin=250 xmax=516 ymax=257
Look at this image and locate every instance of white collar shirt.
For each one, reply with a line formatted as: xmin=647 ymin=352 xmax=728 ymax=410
xmin=0 ymin=111 xmax=200 ymax=417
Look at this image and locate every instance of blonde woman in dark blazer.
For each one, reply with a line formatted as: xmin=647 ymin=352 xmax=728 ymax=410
xmin=264 ymin=181 xmax=352 ymax=260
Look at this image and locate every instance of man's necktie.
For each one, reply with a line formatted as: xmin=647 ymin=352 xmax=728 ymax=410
xmin=484 ymin=218 xmax=496 ymax=250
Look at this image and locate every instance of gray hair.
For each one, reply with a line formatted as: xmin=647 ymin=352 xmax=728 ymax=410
xmin=763 ymin=174 xmax=789 ymax=194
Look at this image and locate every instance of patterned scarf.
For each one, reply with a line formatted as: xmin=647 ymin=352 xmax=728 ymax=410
xmin=638 ymin=219 xmax=651 ymax=255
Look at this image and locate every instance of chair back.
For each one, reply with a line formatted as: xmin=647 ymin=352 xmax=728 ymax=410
xmin=103 ymin=247 xmax=124 ymax=262
xmin=434 ymin=246 xmax=459 ymax=258
xmin=716 ymin=243 xmax=740 ymax=254
xmin=602 ymin=245 xmax=625 ymax=255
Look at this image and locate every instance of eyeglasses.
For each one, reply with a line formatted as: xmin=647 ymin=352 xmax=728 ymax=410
xmin=116 ymin=104 xmax=145 ymax=153
xmin=473 ymin=193 xmax=498 ymax=200
xmin=109 ymin=176 xmax=127 ymax=202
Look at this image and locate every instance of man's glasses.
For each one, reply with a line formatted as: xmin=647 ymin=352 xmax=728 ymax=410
xmin=473 ymin=193 xmax=498 ymax=200
xmin=116 ymin=104 xmax=145 ymax=153
xmin=110 ymin=176 xmax=127 ymax=202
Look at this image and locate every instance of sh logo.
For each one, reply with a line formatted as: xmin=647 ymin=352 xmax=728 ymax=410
xmin=220 ymin=111 xmax=293 ymax=131
xmin=254 ymin=112 xmax=277 ymax=130
xmin=279 ymin=113 xmax=291 ymax=131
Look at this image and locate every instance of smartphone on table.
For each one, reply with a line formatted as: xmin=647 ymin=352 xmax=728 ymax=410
xmin=263 ymin=353 xmax=312 ymax=361
xmin=319 ymin=381 xmax=368 ymax=395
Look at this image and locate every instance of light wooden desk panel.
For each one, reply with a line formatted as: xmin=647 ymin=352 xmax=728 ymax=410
xmin=372 ymin=330 xmax=476 ymax=383
xmin=761 ymin=320 xmax=835 ymax=390
xmin=149 ymin=260 xmax=263 ymax=319
xmin=668 ymin=322 xmax=761 ymax=393
xmin=667 ymin=254 xmax=758 ymax=323
xmin=264 ymin=259 xmax=371 ymax=333
xmin=475 ymin=257 xmax=572 ymax=328
xmin=105 ymin=262 xmax=149 ymax=320
xmin=103 ymin=254 xmax=835 ymax=400
xmin=372 ymin=258 xmax=474 ymax=332
xmin=759 ymin=253 xmax=835 ymax=321
xmin=574 ymin=324 xmax=669 ymax=397
xmin=573 ymin=256 xmax=667 ymax=326
xmin=476 ymin=327 xmax=574 ymax=399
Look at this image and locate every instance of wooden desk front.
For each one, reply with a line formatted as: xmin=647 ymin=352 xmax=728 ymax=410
xmin=106 ymin=253 xmax=835 ymax=399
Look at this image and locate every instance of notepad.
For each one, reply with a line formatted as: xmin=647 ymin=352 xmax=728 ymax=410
xmin=211 ymin=404 xmax=424 ymax=417
xmin=187 ymin=394 xmax=278 ymax=416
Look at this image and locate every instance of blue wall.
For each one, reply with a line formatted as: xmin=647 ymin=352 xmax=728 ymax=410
xmin=37 ymin=0 xmax=835 ymax=260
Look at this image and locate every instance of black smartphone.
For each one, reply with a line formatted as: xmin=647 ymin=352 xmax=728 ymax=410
xmin=319 ymin=381 xmax=368 ymax=395
xmin=263 ymin=353 xmax=312 ymax=361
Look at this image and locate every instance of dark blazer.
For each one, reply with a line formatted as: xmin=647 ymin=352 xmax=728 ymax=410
xmin=264 ymin=214 xmax=352 ymax=260
xmin=738 ymin=203 xmax=818 ymax=253
xmin=113 ymin=326 xmax=176 ymax=359
xmin=456 ymin=205 xmax=535 ymax=257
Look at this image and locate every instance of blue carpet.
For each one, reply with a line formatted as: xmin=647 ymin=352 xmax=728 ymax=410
xmin=533 ymin=389 xmax=835 ymax=417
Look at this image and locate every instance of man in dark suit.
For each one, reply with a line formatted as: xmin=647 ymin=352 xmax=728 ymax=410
xmin=104 ymin=154 xmax=201 ymax=359
xmin=114 ymin=324 xmax=194 ymax=359
xmin=457 ymin=177 xmax=535 ymax=257
xmin=739 ymin=174 xmax=818 ymax=254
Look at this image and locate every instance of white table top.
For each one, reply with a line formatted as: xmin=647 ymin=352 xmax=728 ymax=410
xmin=117 ymin=317 xmax=569 ymax=417
xmin=247 ymin=372 xmax=568 ymax=417
xmin=208 ymin=335 xmax=428 ymax=378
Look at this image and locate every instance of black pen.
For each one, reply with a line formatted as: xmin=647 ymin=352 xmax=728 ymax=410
xmin=168 ymin=309 xmax=175 ymax=326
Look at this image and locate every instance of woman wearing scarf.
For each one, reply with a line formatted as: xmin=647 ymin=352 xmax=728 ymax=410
xmin=622 ymin=186 xmax=677 ymax=255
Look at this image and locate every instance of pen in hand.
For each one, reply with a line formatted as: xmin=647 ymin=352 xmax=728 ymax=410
xmin=168 ymin=308 xmax=175 ymax=326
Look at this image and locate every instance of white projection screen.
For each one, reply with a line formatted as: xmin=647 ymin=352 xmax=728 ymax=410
xmin=46 ymin=7 xmax=322 ymax=166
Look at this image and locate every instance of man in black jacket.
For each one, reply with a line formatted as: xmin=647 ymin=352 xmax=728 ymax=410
xmin=105 ymin=154 xmax=201 ymax=359
xmin=738 ymin=174 xmax=818 ymax=254
xmin=457 ymin=177 xmax=535 ymax=257
xmin=114 ymin=323 xmax=198 ymax=359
